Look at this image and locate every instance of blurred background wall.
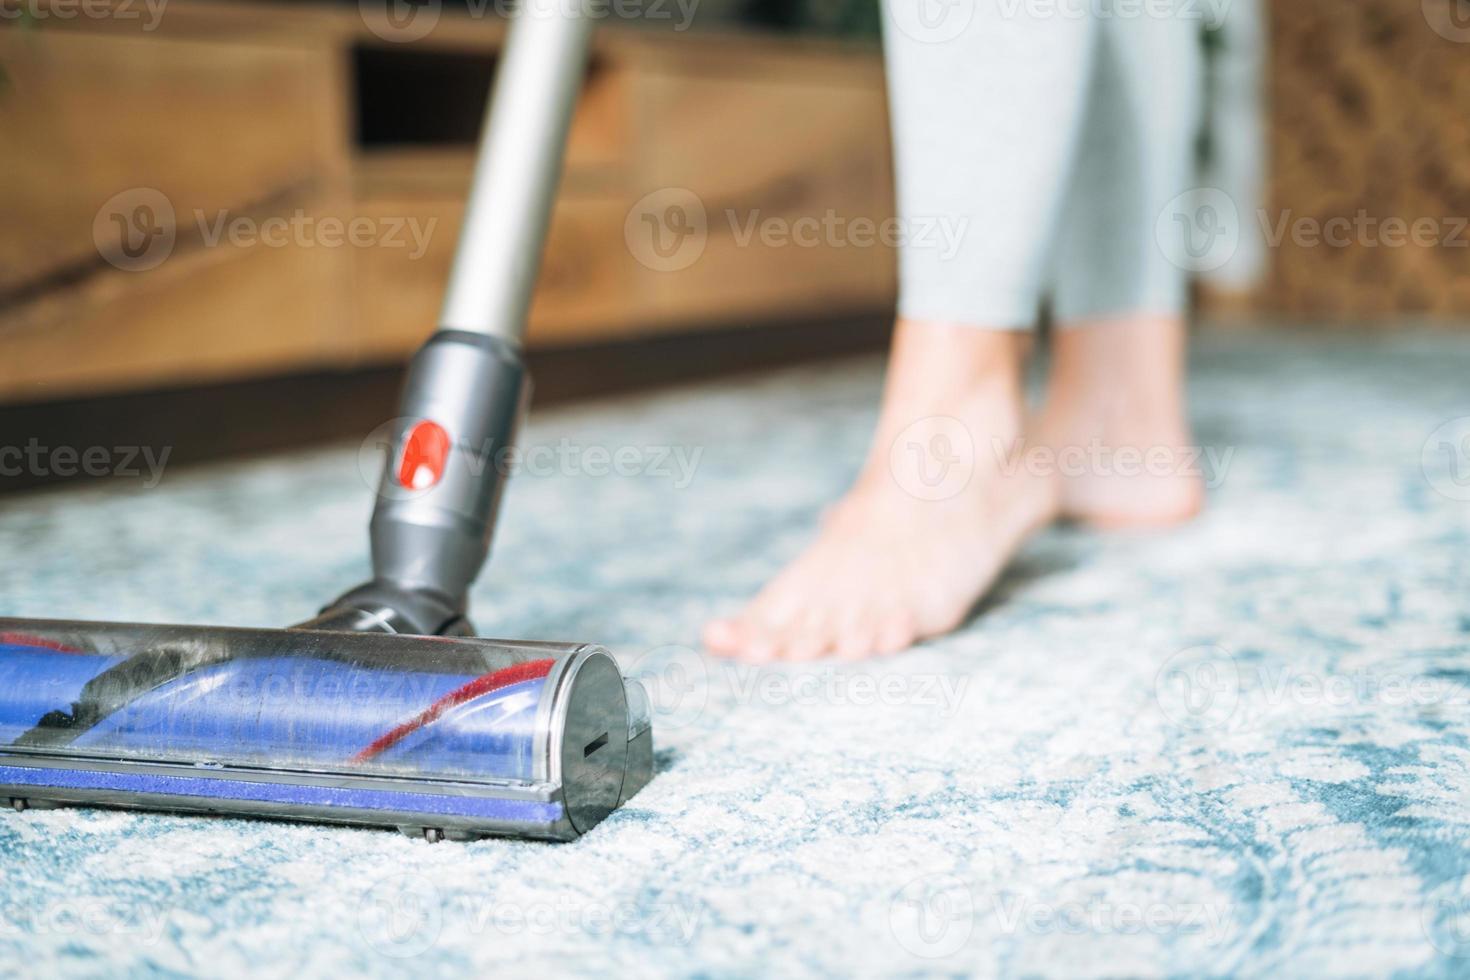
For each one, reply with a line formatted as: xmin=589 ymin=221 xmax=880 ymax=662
xmin=1 ymin=0 xmax=1468 ymax=481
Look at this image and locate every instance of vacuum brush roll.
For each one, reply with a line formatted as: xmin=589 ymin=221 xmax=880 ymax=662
xmin=0 ymin=619 xmax=653 ymax=841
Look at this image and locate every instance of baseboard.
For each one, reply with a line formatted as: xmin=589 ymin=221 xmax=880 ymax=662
xmin=0 ymin=313 xmax=893 ymax=493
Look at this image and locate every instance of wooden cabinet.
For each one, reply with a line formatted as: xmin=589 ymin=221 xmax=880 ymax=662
xmin=0 ymin=0 xmax=896 ymax=404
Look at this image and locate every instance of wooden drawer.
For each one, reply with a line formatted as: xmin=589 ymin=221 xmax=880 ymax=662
xmin=350 ymin=33 xmax=896 ymax=354
xmin=0 ymin=26 xmax=344 ymax=290
xmin=0 ymin=233 xmax=345 ymax=400
xmin=0 ymin=24 xmax=351 ymax=399
xmin=634 ymin=50 xmax=896 ymax=329
xmin=0 ymin=3 xmax=898 ymax=403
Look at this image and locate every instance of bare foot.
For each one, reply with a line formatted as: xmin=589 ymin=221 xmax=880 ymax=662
xmin=703 ymin=320 xmax=1056 ymax=662
xmin=1033 ymin=315 xmax=1204 ymax=529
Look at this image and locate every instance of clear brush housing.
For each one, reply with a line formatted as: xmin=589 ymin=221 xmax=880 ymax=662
xmin=0 ymin=619 xmax=649 ymax=840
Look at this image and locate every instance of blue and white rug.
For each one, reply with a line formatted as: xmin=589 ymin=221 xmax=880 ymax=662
xmin=1 ymin=327 xmax=1468 ymax=977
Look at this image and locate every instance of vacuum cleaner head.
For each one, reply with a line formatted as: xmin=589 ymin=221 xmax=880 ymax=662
xmin=0 ymin=619 xmax=652 ymax=841
xmin=1 ymin=3 xmax=648 ymax=842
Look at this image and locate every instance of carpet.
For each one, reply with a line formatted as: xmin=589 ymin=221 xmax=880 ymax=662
xmin=1 ymin=326 xmax=1468 ymax=977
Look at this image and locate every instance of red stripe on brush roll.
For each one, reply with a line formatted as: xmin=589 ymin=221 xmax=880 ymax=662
xmin=352 ymin=658 xmax=557 ymax=762
xmin=0 ymin=633 xmax=82 ymax=653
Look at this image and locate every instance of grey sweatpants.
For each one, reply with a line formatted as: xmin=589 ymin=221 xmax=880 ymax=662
xmin=883 ymin=0 xmax=1206 ymax=328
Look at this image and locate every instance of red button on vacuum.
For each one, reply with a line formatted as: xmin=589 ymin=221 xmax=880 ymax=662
xmin=397 ymin=420 xmax=451 ymax=490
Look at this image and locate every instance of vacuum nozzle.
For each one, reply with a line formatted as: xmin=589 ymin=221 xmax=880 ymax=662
xmin=0 ymin=618 xmax=652 ymax=841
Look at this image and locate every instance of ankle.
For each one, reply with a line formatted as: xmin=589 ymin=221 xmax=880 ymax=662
xmin=1050 ymin=315 xmax=1185 ymax=380
xmin=857 ymin=320 xmax=1030 ymax=495
xmin=1044 ymin=315 xmax=1190 ymax=438
xmin=888 ymin=317 xmax=1028 ymax=392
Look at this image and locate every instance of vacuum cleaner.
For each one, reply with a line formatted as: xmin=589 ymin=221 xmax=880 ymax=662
xmin=0 ymin=1 xmax=651 ymax=842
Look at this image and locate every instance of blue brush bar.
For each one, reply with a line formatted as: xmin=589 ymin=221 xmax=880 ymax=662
xmin=0 ymin=643 xmax=548 ymax=785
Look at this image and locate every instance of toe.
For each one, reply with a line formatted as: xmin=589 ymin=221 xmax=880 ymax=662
xmin=834 ymin=609 xmax=879 ymax=661
xmin=703 ymin=616 xmax=778 ymax=662
xmin=873 ymin=610 xmax=918 ymax=656
xmin=701 ymin=617 xmax=743 ymax=655
xmin=779 ymin=612 xmax=834 ymax=662
xmin=834 ymin=629 xmax=877 ymax=661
